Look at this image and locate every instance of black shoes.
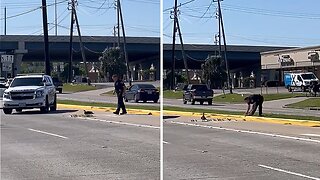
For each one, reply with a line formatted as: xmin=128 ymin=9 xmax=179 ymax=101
xmin=120 ymin=112 xmax=127 ymax=115
xmin=113 ymin=111 xmax=127 ymax=115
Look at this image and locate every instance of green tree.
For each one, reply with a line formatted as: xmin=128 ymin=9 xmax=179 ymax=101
xmin=99 ymin=47 xmax=126 ymax=81
xmin=202 ymin=55 xmax=227 ymax=89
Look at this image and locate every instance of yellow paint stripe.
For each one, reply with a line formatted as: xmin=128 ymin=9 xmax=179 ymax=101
xmin=58 ymin=104 xmax=160 ymax=116
xmin=163 ymin=110 xmax=320 ymax=127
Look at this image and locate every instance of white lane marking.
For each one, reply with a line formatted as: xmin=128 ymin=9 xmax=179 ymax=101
xmin=259 ymin=164 xmax=320 ymax=180
xmin=28 ymin=128 xmax=68 ymax=139
xmin=84 ymin=117 xmax=160 ymax=129
xmin=301 ymin=134 xmax=320 ymax=137
xmin=170 ymin=121 xmax=320 ymax=144
xmin=163 ymin=141 xmax=170 ymax=144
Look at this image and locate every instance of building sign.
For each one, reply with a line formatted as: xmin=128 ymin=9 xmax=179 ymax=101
xmin=279 ymin=54 xmax=294 ymax=66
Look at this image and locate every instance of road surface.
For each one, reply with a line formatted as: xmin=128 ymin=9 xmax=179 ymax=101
xmin=1 ymin=109 xmax=160 ymax=180
xmin=164 ymin=116 xmax=320 ymax=179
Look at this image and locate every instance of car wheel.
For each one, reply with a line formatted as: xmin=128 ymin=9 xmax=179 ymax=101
xmin=134 ymin=95 xmax=139 ymax=103
xmin=40 ymin=97 xmax=50 ymax=113
xmin=125 ymin=97 xmax=128 ymax=102
xmin=191 ymin=97 xmax=195 ymax=105
xmin=3 ymin=108 xmax=12 ymax=114
xmin=208 ymin=99 xmax=213 ymax=105
xmin=51 ymin=95 xmax=57 ymax=111
xmin=200 ymin=101 xmax=204 ymax=105
xmin=153 ymin=99 xmax=158 ymax=103
xmin=59 ymin=89 xmax=62 ymax=93
xmin=143 ymin=100 xmax=147 ymax=103
xmin=16 ymin=108 xmax=23 ymax=113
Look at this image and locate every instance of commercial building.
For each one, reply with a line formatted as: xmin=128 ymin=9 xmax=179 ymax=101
xmin=261 ymin=45 xmax=320 ymax=85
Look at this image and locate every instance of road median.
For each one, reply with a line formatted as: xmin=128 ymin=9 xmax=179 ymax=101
xmin=163 ymin=110 xmax=320 ymax=127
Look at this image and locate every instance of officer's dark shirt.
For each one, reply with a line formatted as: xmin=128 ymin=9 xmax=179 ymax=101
xmin=114 ymin=80 xmax=125 ymax=94
xmin=246 ymin=94 xmax=263 ymax=104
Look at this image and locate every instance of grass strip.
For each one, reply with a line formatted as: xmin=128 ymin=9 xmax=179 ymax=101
xmin=58 ymin=100 xmax=160 ymax=111
xmin=214 ymin=93 xmax=305 ymax=103
xmin=286 ymin=98 xmax=320 ymax=109
xmin=164 ymin=106 xmax=320 ymax=121
xmin=63 ymin=83 xmax=97 ymax=93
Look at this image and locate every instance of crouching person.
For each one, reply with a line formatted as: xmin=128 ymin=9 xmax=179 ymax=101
xmin=244 ymin=94 xmax=264 ymax=116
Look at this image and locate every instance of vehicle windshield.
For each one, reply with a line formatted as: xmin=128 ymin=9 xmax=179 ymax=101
xmin=301 ymin=74 xmax=316 ymax=80
xmin=191 ymin=85 xmax=208 ymax=91
xmin=10 ymin=77 xmax=44 ymax=87
xmin=137 ymin=84 xmax=156 ymax=89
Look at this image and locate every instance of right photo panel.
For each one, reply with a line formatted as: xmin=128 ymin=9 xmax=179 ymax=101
xmin=163 ymin=0 xmax=320 ymax=179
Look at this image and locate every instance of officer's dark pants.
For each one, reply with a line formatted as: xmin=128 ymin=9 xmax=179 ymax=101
xmin=249 ymin=99 xmax=264 ymax=116
xmin=116 ymin=94 xmax=126 ymax=113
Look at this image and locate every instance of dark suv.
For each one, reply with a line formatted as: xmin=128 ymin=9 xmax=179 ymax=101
xmin=183 ymin=84 xmax=213 ymax=105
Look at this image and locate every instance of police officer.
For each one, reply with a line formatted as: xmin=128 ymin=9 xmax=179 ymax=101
xmin=244 ymin=94 xmax=264 ymax=116
xmin=112 ymin=74 xmax=127 ymax=115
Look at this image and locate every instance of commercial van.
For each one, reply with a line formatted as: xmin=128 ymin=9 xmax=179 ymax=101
xmin=284 ymin=72 xmax=319 ymax=92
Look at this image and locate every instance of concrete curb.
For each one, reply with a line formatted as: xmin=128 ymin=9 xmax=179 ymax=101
xmin=58 ymin=104 xmax=160 ymax=116
xmin=163 ymin=110 xmax=320 ymax=127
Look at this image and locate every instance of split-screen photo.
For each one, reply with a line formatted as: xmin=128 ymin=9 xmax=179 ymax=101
xmin=1 ymin=0 xmax=320 ymax=179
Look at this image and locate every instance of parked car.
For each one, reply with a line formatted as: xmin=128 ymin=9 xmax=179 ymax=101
xmin=52 ymin=77 xmax=63 ymax=93
xmin=125 ymin=84 xmax=159 ymax=103
xmin=183 ymin=84 xmax=214 ymax=105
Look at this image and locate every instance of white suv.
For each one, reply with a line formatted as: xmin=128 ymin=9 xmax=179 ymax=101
xmin=2 ymin=74 xmax=57 ymax=114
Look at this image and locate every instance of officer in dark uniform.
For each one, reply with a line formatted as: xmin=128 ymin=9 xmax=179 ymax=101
xmin=244 ymin=94 xmax=264 ymax=116
xmin=112 ymin=74 xmax=127 ymax=115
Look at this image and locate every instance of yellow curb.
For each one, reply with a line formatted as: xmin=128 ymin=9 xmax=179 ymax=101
xmin=58 ymin=104 xmax=160 ymax=116
xmin=163 ymin=110 xmax=320 ymax=127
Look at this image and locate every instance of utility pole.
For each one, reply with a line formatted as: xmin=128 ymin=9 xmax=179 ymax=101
xmin=42 ymin=0 xmax=50 ymax=76
xmin=55 ymin=0 xmax=58 ymax=36
xmin=176 ymin=20 xmax=190 ymax=84
xmin=73 ymin=5 xmax=90 ymax=85
xmin=68 ymin=0 xmax=75 ymax=83
xmin=170 ymin=0 xmax=178 ymax=90
xmin=4 ymin=7 xmax=7 ymax=35
xmin=216 ymin=0 xmax=232 ymax=94
xmin=118 ymin=0 xmax=132 ymax=86
xmin=116 ymin=0 xmax=120 ymax=47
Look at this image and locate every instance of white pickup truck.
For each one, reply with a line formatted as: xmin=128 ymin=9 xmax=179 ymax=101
xmin=2 ymin=74 xmax=57 ymax=114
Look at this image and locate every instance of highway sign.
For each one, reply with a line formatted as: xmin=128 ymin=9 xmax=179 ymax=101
xmin=1 ymin=55 xmax=14 ymax=63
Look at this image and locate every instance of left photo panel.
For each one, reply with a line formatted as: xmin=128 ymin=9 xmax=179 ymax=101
xmin=0 ymin=0 xmax=161 ymax=179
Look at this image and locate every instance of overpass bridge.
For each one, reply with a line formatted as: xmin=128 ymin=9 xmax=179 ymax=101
xmin=0 ymin=35 xmax=160 ymax=79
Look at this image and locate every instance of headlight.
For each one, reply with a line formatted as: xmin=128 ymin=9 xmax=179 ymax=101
xmin=35 ymin=90 xmax=44 ymax=98
xmin=3 ymin=92 xmax=10 ymax=99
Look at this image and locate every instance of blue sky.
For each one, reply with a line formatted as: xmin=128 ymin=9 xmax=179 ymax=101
xmin=163 ymin=0 xmax=320 ymax=46
xmin=0 ymin=0 xmax=160 ymax=37
xmin=1 ymin=0 xmax=320 ymax=47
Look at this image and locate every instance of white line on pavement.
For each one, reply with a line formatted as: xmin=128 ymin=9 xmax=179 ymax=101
xmin=301 ymin=134 xmax=320 ymax=137
xmin=170 ymin=121 xmax=320 ymax=144
xmin=84 ymin=117 xmax=160 ymax=129
xmin=259 ymin=164 xmax=320 ymax=180
xmin=28 ymin=128 xmax=68 ymax=139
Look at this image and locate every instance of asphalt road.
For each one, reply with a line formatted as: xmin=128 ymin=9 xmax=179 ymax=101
xmin=164 ymin=117 xmax=320 ymax=179
xmin=1 ymin=109 xmax=160 ymax=180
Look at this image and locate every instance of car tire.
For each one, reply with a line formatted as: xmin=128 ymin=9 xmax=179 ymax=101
xmin=134 ymin=95 xmax=139 ymax=103
xmin=200 ymin=101 xmax=204 ymax=105
xmin=3 ymin=108 xmax=12 ymax=114
xmin=16 ymin=108 xmax=23 ymax=113
xmin=59 ymin=89 xmax=62 ymax=94
xmin=51 ymin=95 xmax=57 ymax=111
xmin=191 ymin=97 xmax=195 ymax=105
xmin=208 ymin=99 xmax=213 ymax=105
xmin=40 ymin=97 xmax=50 ymax=113
xmin=143 ymin=100 xmax=147 ymax=103
xmin=125 ymin=97 xmax=128 ymax=102
xmin=153 ymin=99 xmax=158 ymax=103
